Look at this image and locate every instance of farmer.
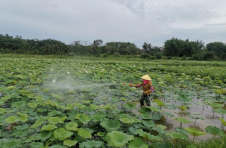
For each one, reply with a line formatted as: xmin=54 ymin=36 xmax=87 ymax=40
xmin=129 ymin=74 xmax=154 ymax=107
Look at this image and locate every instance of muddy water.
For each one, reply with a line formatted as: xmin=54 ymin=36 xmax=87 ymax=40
xmin=133 ymin=96 xmax=225 ymax=142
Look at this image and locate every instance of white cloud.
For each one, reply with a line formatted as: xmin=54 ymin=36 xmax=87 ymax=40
xmin=0 ymin=0 xmax=226 ymax=47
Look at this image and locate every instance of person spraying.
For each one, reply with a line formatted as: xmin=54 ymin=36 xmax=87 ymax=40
xmin=129 ymin=74 xmax=154 ymax=107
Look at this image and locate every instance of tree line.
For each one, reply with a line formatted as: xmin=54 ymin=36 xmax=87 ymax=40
xmin=0 ymin=34 xmax=226 ymax=60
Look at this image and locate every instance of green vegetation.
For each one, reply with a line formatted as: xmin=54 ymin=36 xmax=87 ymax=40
xmin=1 ymin=34 xmax=226 ymax=60
xmin=0 ymin=55 xmax=226 ymax=147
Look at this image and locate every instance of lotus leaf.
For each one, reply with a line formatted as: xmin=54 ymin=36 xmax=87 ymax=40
xmin=28 ymin=103 xmax=38 ymax=108
xmin=0 ymin=108 xmax=6 ymax=115
xmin=12 ymin=101 xmax=26 ymax=108
xmin=136 ymin=129 xmax=148 ymax=139
xmin=82 ymin=100 xmax=90 ymax=104
xmin=41 ymin=124 xmax=57 ymax=131
xmin=76 ymin=114 xmax=90 ymax=124
xmin=19 ymin=116 xmax=28 ymax=122
xmin=220 ymin=118 xmax=226 ymax=126
xmin=51 ymin=94 xmax=62 ymax=99
xmin=2 ymin=95 xmax=11 ymax=101
xmin=78 ymin=128 xmax=92 ymax=139
xmin=125 ymin=102 xmax=137 ymax=109
xmin=74 ymin=103 xmax=86 ymax=109
xmin=214 ymin=108 xmax=226 ymax=115
xmin=79 ymin=140 xmax=104 ymax=148
xmin=138 ymin=107 xmax=151 ymax=113
xmin=63 ymin=139 xmax=78 ymax=147
xmin=128 ymin=127 xmax=138 ymax=135
xmin=175 ymin=118 xmax=192 ymax=123
xmin=153 ymin=99 xmax=165 ymax=107
xmin=147 ymin=133 xmax=161 ymax=141
xmin=35 ymin=96 xmax=45 ymax=102
xmin=185 ymin=128 xmax=206 ymax=136
xmin=211 ymin=103 xmax=222 ymax=109
xmin=205 ymin=126 xmax=225 ymax=136
xmin=34 ymin=132 xmax=52 ymax=141
xmin=149 ymin=106 xmax=160 ymax=112
xmin=5 ymin=116 xmax=19 ymax=123
xmin=179 ymin=106 xmax=187 ymax=111
xmin=30 ymin=142 xmax=44 ymax=148
xmin=12 ymin=130 xmax=29 ymax=137
xmin=31 ymin=117 xmax=44 ymax=128
xmin=157 ymin=124 xmax=167 ymax=130
xmin=91 ymin=114 xmax=106 ymax=122
xmin=139 ymin=113 xmax=152 ymax=119
xmin=100 ymin=119 xmax=121 ymax=132
xmin=54 ymin=128 xmax=73 ymax=140
xmin=120 ymin=117 xmax=134 ymax=124
xmin=47 ymin=117 xmax=63 ymax=125
xmin=106 ymin=131 xmax=134 ymax=147
xmin=49 ymin=145 xmax=67 ymax=148
xmin=166 ymin=132 xmax=188 ymax=140
xmin=127 ymin=137 xmax=148 ymax=148
xmin=15 ymin=124 xmax=29 ymax=131
xmin=48 ymin=110 xmax=61 ymax=117
xmin=65 ymin=122 xmax=78 ymax=131
xmin=97 ymin=132 xmax=105 ymax=137
xmin=90 ymin=104 xmax=99 ymax=110
xmin=142 ymin=120 xmax=156 ymax=128
xmin=1 ymin=139 xmax=22 ymax=148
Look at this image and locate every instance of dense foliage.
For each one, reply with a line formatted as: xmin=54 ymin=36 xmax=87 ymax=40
xmin=0 ymin=55 xmax=226 ymax=147
xmin=1 ymin=34 xmax=226 ymax=60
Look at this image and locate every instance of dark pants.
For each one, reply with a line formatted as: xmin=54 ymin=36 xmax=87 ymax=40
xmin=140 ymin=94 xmax=150 ymax=107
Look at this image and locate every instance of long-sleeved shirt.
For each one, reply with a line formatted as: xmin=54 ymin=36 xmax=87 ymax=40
xmin=135 ymin=81 xmax=154 ymax=95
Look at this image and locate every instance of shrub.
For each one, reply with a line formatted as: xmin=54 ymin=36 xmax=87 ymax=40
xmin=155 ymin=53 xmax=162 ymax=59
xmin=193 ymin=52 xmax=204 ymax=60
xmin=203 ymin=52 xmax=214 ymax=60
xmin=140 ymin=53 xmax=150 ymax=59
xmin=167 ymin=56 xmax=172 ymax=59
xmin=181 ymin=55 xmax=186 ymax=60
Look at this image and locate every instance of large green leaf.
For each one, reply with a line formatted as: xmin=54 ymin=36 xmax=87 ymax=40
xmin=65 ymin=122 xmax=78 ymax=131
xmin=34 ymin=132 xmax=52 ymax=141
xmin=31 ymin=117 xmax=44 ymax=128
xmin=219 ymin=118 xmax=226 ymax=126
xmin=54 ymin=128 xmax=73 ymax=140
xmin=92 ymin=114 xmax=106 ymax=122
xmin=28 ymin=103 xmax=38 ymax=108
xmin=0 ymin=108 xmax=6 ymax=115
xmin=106 ymin=131 xmax=134 ymax=147
xmin=47 ymin=117 xmax=63 ymax=125
xmin=125 ymin=102 xmax=137 ymax=109
xmin=41 ymin=124 xmax=57 ymax=131
xmin=100 ymin=119 xmax=121 ymax=132
xmin=175 ymin=118 xmax=192 ymax=123
xmin=78 ymin=128 xmax=92 ymax=139
xmin=76 ymin=114 xmax=90 ymax=124
xmin=142 ymin=120 xmax=156 ymax=128
xmin=1 ymin=139 xmax=22 ymax=148
xmin=153 ymin=99 xmax=165 ymax=107
xmin=30 ymin=142 xmax=44 ymax=148
xmin=120 ymin=117 xmax=134 ymax=124
xmin=63 ymin=139 xmax=78 ymax=147
xmin=79 ymin=140 xmax=104 ymax=148
xmin=166 ymin=132 xmax=188 ymax=140
xmin=185 ymin=128 xmax=206 ymax=136
xmin=5 ymin=116 xmax=19 ymax=123
xmin=128 ymin=137 xmax=148 ymax=148
xmin=205 ymin=126 xmax=225 ymax=136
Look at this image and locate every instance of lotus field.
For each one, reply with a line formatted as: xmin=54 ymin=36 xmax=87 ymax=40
xmin=1 ymin=56 xmax=226 ymax=148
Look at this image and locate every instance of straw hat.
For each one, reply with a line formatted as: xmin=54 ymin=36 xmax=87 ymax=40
xmin=141 ymin=74 xmax=152 ymax=80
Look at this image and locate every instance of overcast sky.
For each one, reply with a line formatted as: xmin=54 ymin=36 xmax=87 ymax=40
xmin=1 ymin=0 xmax=226 ymax=48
